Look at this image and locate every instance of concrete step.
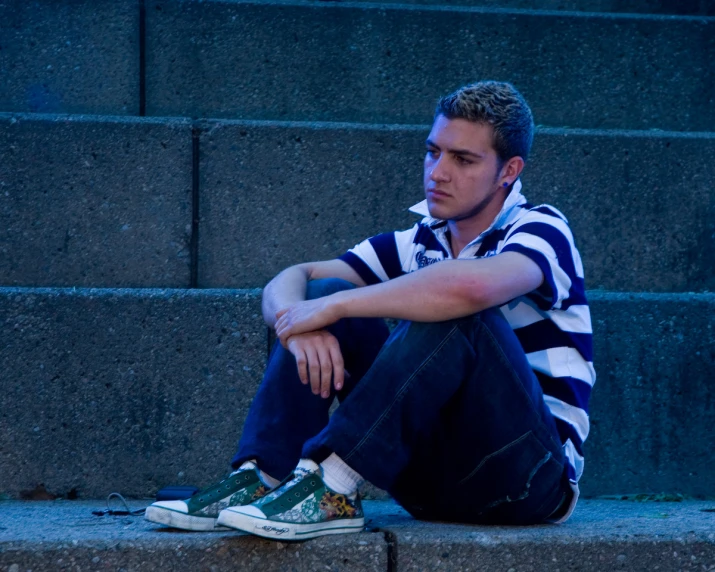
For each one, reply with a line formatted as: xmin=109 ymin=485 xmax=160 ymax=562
xmin=249 ymin=0 xmax=715 ymax=16
xmin=1 ymin=287 xmax=713 ymax=500
xmin=3 ymin=2 xmax=713 ymax=131
xmin=0 ymin=499 xmax=388 ymax=571
xmin=1 ymin=500 xmax=715 ymax=571
xmin=0 ymin=0 xmax=139 ymax=116
xmin=144 ymin=1 xmax=715 ymax=131
xmin=0 ymin=114 xmax=194 ymax=288
xmin=3 ymin=113 xmax=714 ymax=293
xmin=198 ymin=120 xmax=715 ymax=293
xmin=371 ymin=499 xmax=715 ymax=571
xmin=0 ymin=287 xmax=266 ymax=500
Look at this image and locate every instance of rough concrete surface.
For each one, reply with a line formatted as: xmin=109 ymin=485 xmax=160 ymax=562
xmin=145 ymin=1 xmax=715 ymax=131
xmin=198 ymin=121 xmax=425 ymax=288
xmin=0 ymin=0 xmax=139 ymax=115
xmin=1 ymin=289 xmax=713 ymax=499
xmin=299 ymin=0 xmax=715 ymax=15
xmin=583 ymin=292 xmax=715 ymax=497
xmin=0 ymin=287 xmax=266 ymax=499
xmin=524 ymin=128 xmax=715 ymax=293
xmin=2 ymin=116 xmax=713 ymax=292
xmin=0 ymin=500 xmax=388 ymax=571
xmin=0 ymin=113 xmax=193 ymax=288
xmin=368 ymin=499 xmax=715 ymax=571
xmin=198 ymin=121 xmax=715 ymax=293
xmin=1 ymin=500 xmax=714 ymax=571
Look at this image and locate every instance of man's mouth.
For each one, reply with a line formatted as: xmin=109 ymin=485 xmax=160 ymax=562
xmin=427 ymin=189 xmax=450 ymax=198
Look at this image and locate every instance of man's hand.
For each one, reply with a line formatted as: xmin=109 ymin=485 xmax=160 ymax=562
xmin=285 ymin=330 xmax=345 ymax=398
xmin=275 ymin=297 xmax=342 ymax=345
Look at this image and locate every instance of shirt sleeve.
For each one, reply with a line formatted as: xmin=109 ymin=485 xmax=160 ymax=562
xmin=499 ymin=207 xmax=584 ymax=311
xmin=338 ymin=224 xmax=420 ymax=284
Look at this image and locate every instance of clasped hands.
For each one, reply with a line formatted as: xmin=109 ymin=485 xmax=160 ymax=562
xmin=275 ymin=297 xmax=346 ymax=399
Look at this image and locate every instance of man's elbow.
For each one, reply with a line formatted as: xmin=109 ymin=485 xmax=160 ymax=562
xmin=454 ymin=275 xmax=493 ymax=314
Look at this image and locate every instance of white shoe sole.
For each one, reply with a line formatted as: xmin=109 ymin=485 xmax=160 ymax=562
xmin=145 ymin=505 xmax=235 ymax=532
xmin=216 ymin=508 xmax=365 ymax=540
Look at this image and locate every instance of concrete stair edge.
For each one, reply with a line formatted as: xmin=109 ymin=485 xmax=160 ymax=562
xmin=220 ymin=0 xmax=715 ymax=19
xmin=1 ymin=284 xmax=713 ymax=299
xmin=8 ymin=110 xmax=715 ymax=137
xmin=1 ymin=500 xmax=715 ymax=572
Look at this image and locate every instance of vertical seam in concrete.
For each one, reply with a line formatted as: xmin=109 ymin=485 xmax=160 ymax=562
xmin=383 ymin=530 xmax=398 ymax=572
xmin=190 ymin=126 xmax=200 ymax=288
xmin=138 ymin=0 xmax=146 ymax=116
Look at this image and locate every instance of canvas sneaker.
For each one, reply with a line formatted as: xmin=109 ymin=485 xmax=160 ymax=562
xmin=216 ymin=459 xmax=364 ymax=540
xmin=144 ymin=461 xmax=270 ymax=531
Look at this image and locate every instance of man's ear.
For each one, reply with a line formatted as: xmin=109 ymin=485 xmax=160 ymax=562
xmin=499 ymin=156 xmax=525 ymax=187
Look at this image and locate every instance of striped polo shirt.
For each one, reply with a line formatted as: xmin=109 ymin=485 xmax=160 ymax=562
xmin=339 ymin=179 xmax=595 ymax=517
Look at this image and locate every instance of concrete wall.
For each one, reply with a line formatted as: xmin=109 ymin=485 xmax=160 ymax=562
xmin=4 ymin=115 xmax=713 ymax=292
xmin=145 ymin=2 xmax=715 ymax=130
xmin=0 ymin=287 xmax=265 ymax=498
xmin=198 ymin=121 xmax=715 ymax=292
xmin=1 ymin=288 xmax=712 ymax=499
xmin=583 ymin=292 xmax=715 ymax=497
xmin=0 ymin=114 xmax=193 ymax=288
xmin=0 ymin=0 xmax=139 ymax=115
xmin=4 ymin=1 xmax=712 ymax=129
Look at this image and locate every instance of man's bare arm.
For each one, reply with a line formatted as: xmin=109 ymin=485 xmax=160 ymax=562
xmin=261 ymin=258 xmax=367 ymax=399
xmin=275 ymin=252 xmax=544 ymax=341
xmin=261 ymin=259 xmax=366 ymax=329
xmin=335 ymin=252 xmax=543 ymax=321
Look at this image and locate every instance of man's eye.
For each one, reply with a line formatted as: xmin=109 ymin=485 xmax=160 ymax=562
xmin=455 ymin=156 xmax=472 ymax=165
xmin=426 ymin=148 xmax=439 ymax=158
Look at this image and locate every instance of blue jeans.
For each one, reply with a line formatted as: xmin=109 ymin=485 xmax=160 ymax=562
xmin=233 ymin=279 xmax=568 ymax=524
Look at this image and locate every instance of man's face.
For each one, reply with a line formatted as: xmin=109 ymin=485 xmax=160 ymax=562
xmin=423 ymin=114 xmax=505 ymax=222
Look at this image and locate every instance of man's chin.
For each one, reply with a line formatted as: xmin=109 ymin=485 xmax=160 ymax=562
xmin=426 ymin=204 xmax=453 ymax=221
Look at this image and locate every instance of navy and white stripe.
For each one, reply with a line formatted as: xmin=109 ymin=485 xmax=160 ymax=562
xmin=339 ymin=179 xmax=595 ymax=500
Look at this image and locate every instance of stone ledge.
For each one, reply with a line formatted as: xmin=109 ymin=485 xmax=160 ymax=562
xmin=369 ymin=499 xmax=715 ymax=571
xmin=1 ymin=500 xmax=714 ymax=571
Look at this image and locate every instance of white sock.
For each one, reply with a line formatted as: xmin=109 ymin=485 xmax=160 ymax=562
xmin=320 ymin=453 xmax=363 ymax=495
xmin=237 ymin=459 xmax=280 ymax=488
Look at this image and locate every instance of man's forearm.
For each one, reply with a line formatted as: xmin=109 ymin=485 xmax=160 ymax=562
xmin=262 ymin=265 xmax=311 ymax=328
xmin=328 ymin=254 xmax=542 ymax=323
xmin=331 ymin=260 xmax=485 ymax=323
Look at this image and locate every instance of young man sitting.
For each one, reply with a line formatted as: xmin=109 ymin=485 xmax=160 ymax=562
xmin=146 ymin=80 xmax=595 ymax=539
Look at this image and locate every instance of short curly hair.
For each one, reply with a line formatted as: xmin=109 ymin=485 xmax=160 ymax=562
xmin=435 ymin=81 xmax=534 ymax=164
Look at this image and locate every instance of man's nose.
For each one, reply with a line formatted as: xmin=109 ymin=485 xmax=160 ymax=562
xmin=429 ymin=157 xmax=450 ymax=182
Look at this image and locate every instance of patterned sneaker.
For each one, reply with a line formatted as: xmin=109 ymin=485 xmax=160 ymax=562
xmin=216 ymin=459 xmax=364 ymax=540
xmin=144 ymin=462 xmax=271 ymax=531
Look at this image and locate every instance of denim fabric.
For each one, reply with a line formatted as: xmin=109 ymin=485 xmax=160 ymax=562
xmin=233 ymin=278 xmax=567 ymax=525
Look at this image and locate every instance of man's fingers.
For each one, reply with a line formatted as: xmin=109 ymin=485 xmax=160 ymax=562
xmin=287 ymin=332 xmax=343 ymax=397
xmin=278 ymin=330 xmax=291 ymax=349
xmin=275 ymin=315 xmax=289 ymax=339
xmin=328 ymin=341 xmax=345 ymax=392
xmin=305 ymin=345 xmax=321 ymax=395
xmin=293 ymin=346 xmax=309 ymax=385
xmin=316 ymin=344 xmax=333 ymax=399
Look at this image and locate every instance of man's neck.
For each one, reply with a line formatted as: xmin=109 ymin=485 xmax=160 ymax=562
xmin=447 ymin=188 xmax=508 ymax=257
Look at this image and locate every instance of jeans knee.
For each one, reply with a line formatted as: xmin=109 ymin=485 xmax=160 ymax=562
xmin=306 ymin=278 xmax=356 ymax=300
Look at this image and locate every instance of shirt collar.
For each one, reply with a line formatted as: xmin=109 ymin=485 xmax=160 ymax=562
xmin=408 ymin=179 xmax=527 ymax=255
